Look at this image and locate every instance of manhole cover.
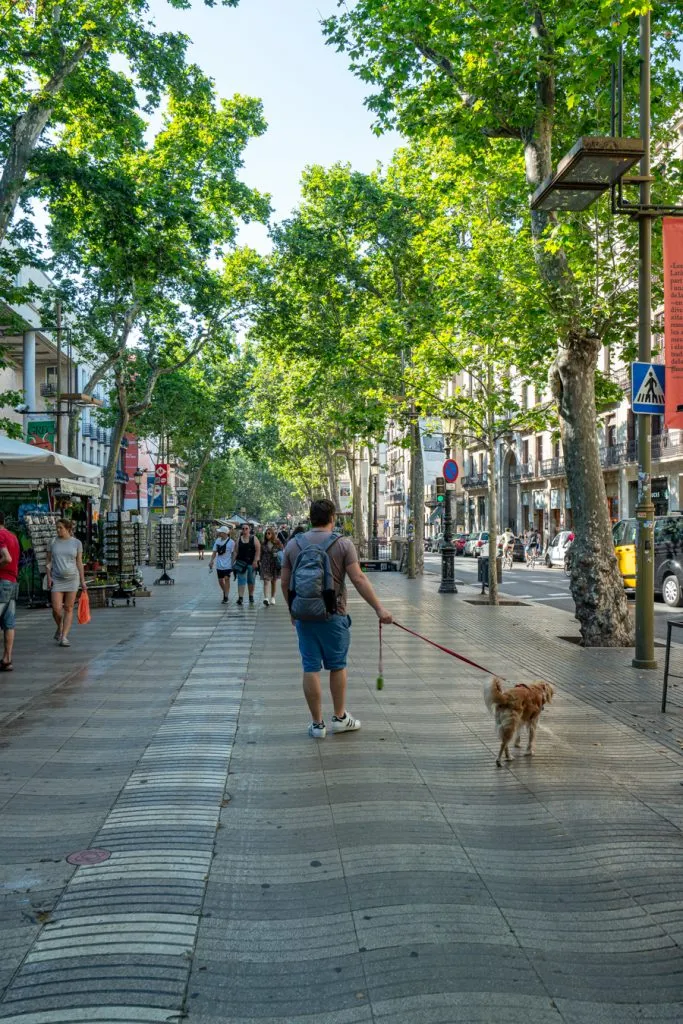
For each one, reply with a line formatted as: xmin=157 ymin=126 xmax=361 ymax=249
xmin=66 ymin=848 xmax=111 ymax=866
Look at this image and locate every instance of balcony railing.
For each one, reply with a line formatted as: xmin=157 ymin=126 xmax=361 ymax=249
xmin=540 ymin=457 xmax=565 ymax=477
xmin=600 ymin=441 xmax=637 ymax=467
xmin=462 ymin=472 xmax=488 ymax=488
xmin=519 ymin=461 xmax=537 ymax=479
xmin=40 ymin=382 xmax=57 ymax=398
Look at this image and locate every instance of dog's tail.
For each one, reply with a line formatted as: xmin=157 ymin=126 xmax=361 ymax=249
xmin=484 ymin=676 xmax=505 ymax=714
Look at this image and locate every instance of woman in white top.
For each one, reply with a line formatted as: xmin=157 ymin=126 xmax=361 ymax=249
xmin=46 ymin=519 xmax=87 ymax=647
xmin=208 ymin=526 xmax=235 ymax=604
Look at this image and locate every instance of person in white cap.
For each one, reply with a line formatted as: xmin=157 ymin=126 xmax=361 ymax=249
xmin=208 ymin=526 xmax=235 ymax=604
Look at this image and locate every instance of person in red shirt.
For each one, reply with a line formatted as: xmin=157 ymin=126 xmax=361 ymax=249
xmin=0 ymin=512 xmax=19 ymax=671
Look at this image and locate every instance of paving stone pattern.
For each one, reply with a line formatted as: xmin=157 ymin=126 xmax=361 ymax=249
xmin=2 ymin=561 xmax=683 ymax=1022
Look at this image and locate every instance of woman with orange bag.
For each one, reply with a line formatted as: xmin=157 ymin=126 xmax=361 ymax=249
xmin=46 ymin=519 xmax=87 ymax=647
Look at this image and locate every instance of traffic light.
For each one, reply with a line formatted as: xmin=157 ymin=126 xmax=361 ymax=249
xmin=436 ymin=477 xmax=445 ymax=503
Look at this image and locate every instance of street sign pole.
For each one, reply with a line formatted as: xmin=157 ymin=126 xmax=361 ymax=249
xmin=633 ymin=12 xmax=657 ymax=670
xmin=439 ymin=459 xmax=458 ymax=594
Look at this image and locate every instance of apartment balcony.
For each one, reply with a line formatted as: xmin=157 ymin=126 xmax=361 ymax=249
xmin=540 ymin=457 xmax=565 ymax=477
xmin=606 ymin=366 xmax=631 ymax=394
xmin=462 ymin=472 xmax=488 ymax=489
xmin=600 ymin=441 xmax=637 ymax=468
xmin=40 ymin=382 xmax=57 ymax=398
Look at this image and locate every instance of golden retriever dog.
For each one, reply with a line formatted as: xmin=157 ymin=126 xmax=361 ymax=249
xmin=484 ymin=677 xmax=554 ymax=767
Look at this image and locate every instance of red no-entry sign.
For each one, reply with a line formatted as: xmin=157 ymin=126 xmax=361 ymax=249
xmin=442 ymin=459 xmax=459 ymax=483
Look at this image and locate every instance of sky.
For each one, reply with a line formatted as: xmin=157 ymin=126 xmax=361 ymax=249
xmin=147 ymin=0 xmax=401 ymax=250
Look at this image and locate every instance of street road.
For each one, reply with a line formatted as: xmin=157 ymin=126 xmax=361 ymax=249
xmin=424 ymin=552 xmax=677 ymax=643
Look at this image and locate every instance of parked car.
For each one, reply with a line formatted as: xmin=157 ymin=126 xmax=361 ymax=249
xmin=429 ymin=532 xmax=445 ymax=552
xmin=454 ymin=533 xmax=468 ymax=555
xmin=471 ymin=531 xmax=489 ymax=557
xmin=463 ymin=532 xmax=478 ymax=556
xmin=613 ymin=514 xmax=683 ymax=606
xmin=545 ymin=530 xmax=574 ymax=568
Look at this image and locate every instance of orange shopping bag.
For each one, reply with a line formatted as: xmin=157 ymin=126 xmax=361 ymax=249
xmin=77 ymin=590 xmax=91 ymax=625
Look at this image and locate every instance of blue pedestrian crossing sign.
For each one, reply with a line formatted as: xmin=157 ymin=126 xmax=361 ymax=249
xmin=631 ymin=362 xmax=665 ymax=414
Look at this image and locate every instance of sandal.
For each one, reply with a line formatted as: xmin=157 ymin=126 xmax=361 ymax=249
xmin=0 ymin=661 xmax=13 ymax=671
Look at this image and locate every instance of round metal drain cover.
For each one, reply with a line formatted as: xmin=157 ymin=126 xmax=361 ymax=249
xmin=66 ymin=848 xmax=111 ymax=866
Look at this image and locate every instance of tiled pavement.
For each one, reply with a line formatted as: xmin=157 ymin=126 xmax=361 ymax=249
xmin=1 ymin=559 xmax=683 ymax=1022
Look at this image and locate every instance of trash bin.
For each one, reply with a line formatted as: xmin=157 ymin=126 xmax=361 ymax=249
xmin=478 ymin=555 xmax=503 ymax=591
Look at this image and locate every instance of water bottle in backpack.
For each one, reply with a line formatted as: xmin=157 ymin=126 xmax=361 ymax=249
xmin=288 ymin=533 xmax=340 ymax=621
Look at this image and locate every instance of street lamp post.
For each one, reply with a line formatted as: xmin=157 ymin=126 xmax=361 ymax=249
xmin=371 ymin=455 xmax=379 ymax=555
xmin=530 ymin=11 xmax=683 ymax=667
xmin=134 ymin=467 xmax=144 ymax=515
xmin=439 ymin=414 xmax=458 ymax=594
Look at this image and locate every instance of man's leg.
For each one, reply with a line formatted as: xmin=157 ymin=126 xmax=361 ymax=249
xmin=303 ymin=671 xmax=323 ymax=723
xmin=3 ymin=628 xmax=14 ymax=665
xmin=329 ymin=669 xmax=347 ymax=718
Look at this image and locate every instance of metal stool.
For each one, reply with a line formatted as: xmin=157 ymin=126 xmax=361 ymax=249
xmin=661 ymin=618 xmax=683 ymax=712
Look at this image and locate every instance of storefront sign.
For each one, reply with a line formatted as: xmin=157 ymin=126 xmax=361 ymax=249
xmin=534 ymin=490 xmax=546 ymax=510
xmin=663 ymin=218 xmax=683 ymax=429
xmin=26 ymin=419 xmax=55 ymax=450
xmin=550 ymin=488 xmax=560 ymax=509
xmin=147 ymin=474 xmax=163 ymax=509
xmin=123 ymin=434 xmax=140 ymax=502
xmin=522 ymin=491 xmax=530 ymax=506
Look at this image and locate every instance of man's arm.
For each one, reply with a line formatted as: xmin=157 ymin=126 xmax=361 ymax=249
xmin=346 ymin=562 xmax=392 ymax=623
xmin=253 ymin=537 xmax=261 ymax=565
xmin=280 ymin=562 xmax=290 ymax=601
xmin=0 ymin=545 xmax=10 ymax=569
xmin=208 ymin=544 xmax=216 ymax=568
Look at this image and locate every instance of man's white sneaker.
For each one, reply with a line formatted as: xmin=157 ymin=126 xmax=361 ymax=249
xmin=308 ymin=721 xmax=326 ymax=739
xmin=331 ymin=713 xmax=361 ymax=733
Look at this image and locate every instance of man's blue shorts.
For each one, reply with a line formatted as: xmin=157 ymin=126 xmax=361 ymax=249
xmin=236 ymin=565 xmax=256 ymax=586
xmin=0 ymin=580 xmax=18 ymax=631
xmin=295 ymin=614 xmax=352 ymax=672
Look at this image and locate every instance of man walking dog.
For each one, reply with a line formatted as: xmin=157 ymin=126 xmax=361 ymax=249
xmin=281 ymin=498 xmax=392 ymax=739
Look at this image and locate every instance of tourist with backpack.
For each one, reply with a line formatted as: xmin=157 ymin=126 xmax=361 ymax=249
xmin=281 ymin=498 xmax=393 ymax=739
xmin=208 ymin=525 xmax=235 ymax=604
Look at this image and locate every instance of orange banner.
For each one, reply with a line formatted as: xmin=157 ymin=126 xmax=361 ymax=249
xmin=664 ymin=218 xmax=683 ymax=429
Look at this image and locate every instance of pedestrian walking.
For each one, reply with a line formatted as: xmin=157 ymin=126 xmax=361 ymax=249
xmin=281 ymin=498 xmax=393 ymax=740
xmin=46 ymin=519 xmax=87 ymax=647
xmin=234 ymin=523 xmax=260 ymax=606
xmin=196 ymin=525 xmax=207 ymax=560
xmin=260 ymin=526 xmax=282 ymax=606
xmin=0 ymin=512 xmax=20 ymax=671
xmin=209 ymin=525 xmax=235 ymax=604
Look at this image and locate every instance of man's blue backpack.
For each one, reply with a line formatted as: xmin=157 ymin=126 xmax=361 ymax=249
xmin=288 ymin=533 xmax=340 ymax=621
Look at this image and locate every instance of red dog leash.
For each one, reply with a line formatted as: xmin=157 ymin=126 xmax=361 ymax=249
xmin=377 ymin=620 xmax=499 ymax=689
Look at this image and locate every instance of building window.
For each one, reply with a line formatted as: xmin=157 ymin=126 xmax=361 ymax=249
xmin=82 ymin=443 xmax=87 ymax=462
xmin=521 ymin=384 xmax=528 ymax=410
xmin=535 ymin=436 xmax=543 ymax=464
xmin=553 ymin=439 xmax=560 ymax=459
xmin=607 ymin=423 xmax=616 ymax=448
xmin=522 ymin=439 xmax=529 ymax=465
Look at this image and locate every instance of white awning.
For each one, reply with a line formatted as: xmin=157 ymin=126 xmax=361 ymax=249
xmin=0 ymin=434 xmax=100 ymax=482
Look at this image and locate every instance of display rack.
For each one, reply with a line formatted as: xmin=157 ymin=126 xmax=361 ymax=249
xmin=23 ymin=514 xmax=59 ymax=607
xmin=153 ymin=519 xmax=177 ymax=585
xmin=104 ymin=510 xmax=138 ymax=606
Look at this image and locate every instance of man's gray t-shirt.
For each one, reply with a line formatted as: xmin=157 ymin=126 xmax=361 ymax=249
xmin=50 ymin=537 xmax=82 ymax=581
xmin=282 ymin=530 xmax=358 ymax=614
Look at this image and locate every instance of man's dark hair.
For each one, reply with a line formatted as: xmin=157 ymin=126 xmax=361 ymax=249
xmin=309 ymin=499 xmax=336 ymax=527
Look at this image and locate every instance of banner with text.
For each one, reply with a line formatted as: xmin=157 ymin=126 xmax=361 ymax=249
xmin=664 ymin=218 xmax=683 ymax=429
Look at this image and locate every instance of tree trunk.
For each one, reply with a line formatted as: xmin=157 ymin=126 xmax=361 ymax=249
xmin=326 ymin=450 xmax=340 ymax=511
xmin=100 ymin=407 xmax=128 ymax=519
xmin=410 ymin=418 xmax=424 ymax=574
xmin=67 ymin=408 xmax=80 ymax=459
xmin=487 ymin=427 xmax=499 ymax=606
xmin=346 ymin=446 xmax=365 ymax=547
xmin=523 ymin=121 xmax=632 ymax=646
xmin=552 ymin=336 xmax=633 ymax=646
xmin=181 ymin=450 xmax=210 ymax=548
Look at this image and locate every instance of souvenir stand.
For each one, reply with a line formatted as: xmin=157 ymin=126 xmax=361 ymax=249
xmin=103 ymin=509 xmax=140 ymax=606
xmin=153 ymin=517 xmax=177 ymax=585
xmin=23 ymin=513 xmax=58 ymax=607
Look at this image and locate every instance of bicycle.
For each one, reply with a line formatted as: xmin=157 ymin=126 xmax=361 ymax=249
xmin=526 ymin=547 xmax=539 ymax=569
xmin=502 ymin=548 xmax=514 ymax=571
